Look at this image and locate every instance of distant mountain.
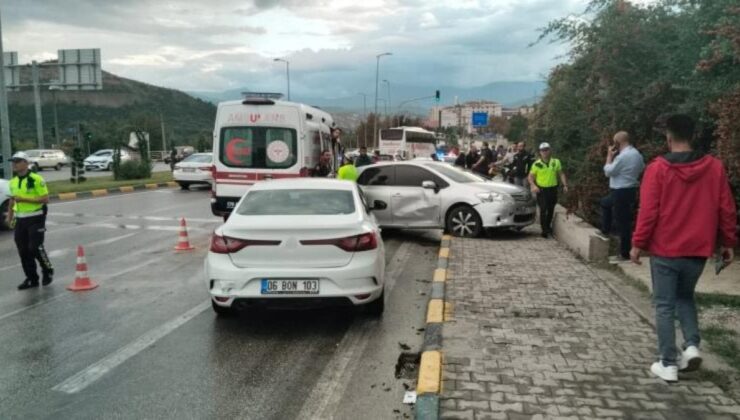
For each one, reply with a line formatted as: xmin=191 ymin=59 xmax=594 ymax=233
xmin=188 ymin=81 xmax=546 ymax=112
xmin=8 ymin=66 xmax=216 ymax=150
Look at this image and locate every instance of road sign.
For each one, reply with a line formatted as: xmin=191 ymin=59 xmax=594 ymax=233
xmin=472 ymin=112 xmax=488 ymax=127
xmin=58 ymin=48 xmax=102 ymax=90
xmin=2 ymin=51 xmax=19 ymax=91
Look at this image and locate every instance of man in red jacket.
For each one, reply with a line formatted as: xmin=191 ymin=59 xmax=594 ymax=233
xmin=631 ymin=114 xmax=737 ymax=382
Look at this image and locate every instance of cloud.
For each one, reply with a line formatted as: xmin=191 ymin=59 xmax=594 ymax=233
xmin=2 ymin=0 xmax=589 ymax=95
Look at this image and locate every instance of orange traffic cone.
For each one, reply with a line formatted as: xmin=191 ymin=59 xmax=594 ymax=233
xmin=174 ymin=217 xmax=195 ymax=251
xmin=67 ymin=246 xmax=99 ymax=291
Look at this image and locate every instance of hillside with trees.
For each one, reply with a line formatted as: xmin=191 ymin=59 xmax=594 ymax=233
xmin=7 ymin=67 xmax=216 ymax=154
xmin=531 ymin=0 xmax=739 ymax=222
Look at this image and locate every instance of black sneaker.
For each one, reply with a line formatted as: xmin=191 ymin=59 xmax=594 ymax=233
xmin=42 ymin=273 xmax=53 ymax=286
xmin=18 ymin=279 xmax=40 ymax=290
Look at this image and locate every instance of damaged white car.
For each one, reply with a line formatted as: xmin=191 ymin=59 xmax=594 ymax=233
xmin=357 ymin=161 xmax=537 ymax=237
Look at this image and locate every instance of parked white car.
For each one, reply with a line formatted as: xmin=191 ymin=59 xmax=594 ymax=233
xmin=24 ymin=149 xmax=69 ymax=171
xmin=205 ymin=178 xmax=386 ymax=316
xmin=0 ymin=178 xmax=10 ymax=230
xmin=173 ymin=153 xmax=213 ymax=190
xmin=357 ymin=161 xmax=537 ymax=237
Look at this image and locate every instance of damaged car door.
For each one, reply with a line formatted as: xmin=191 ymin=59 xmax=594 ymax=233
xmin=391 ymin=164 xmax=442 ymax=228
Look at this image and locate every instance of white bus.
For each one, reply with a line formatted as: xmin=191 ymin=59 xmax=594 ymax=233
xmin=378 ymin=126 xmax=437 ymax=160
xmin=210 ymin=94 xmax=335 ymax=216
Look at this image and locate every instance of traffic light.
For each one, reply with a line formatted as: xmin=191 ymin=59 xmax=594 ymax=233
xmin=85 ymin=132 xmax=92 ymax=141
xmin=435 ymin=90 xmax=440 ymax=102
xmin=50 ymin=127 xmax=56 ymax=137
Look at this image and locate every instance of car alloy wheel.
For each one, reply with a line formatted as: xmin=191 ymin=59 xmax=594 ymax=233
xmin=447 ymin=205 xmax=482 ymax=237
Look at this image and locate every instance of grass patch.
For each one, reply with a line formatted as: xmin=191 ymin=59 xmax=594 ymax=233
xmin=47 ymin=171 xmax=173 ymax=194
xmin=697 ymin=293 xmax=740 ymax=309
xmin=703 ymin=325 xmax=740 ymax=372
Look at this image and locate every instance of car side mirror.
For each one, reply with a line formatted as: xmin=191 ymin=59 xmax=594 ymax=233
xmin=370 ymin=200 xmax=387 ymax=211
xmin=422 ymin=180 xmax=439 ymax=193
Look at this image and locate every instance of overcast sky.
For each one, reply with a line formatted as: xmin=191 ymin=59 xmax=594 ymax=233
xmin=2 ymin=0 xmax=592 ymax=97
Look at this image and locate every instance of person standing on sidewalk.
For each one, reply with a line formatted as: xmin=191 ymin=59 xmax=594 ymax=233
xmin=601 ymin=131 xmax=645 ymax=262
xmin=528 ymin=142 xmax=568 ymax=238
xmin=5 ymin=152 xmax=54 ymax=290
xmin=509 ymin=142 xmax=534 ymax=187
xmin=630 ymin=114 xmax=737 ymax=382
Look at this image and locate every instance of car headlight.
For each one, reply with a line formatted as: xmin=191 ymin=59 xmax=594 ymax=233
xmin=476 ymin=192 xmax=511 ymax=203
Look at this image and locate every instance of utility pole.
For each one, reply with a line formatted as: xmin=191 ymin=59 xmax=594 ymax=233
xmin=358 ymin=93 xmax=367 ymax=147
xmin=49 ymin=85 xmax=61 ymax=146
xmin=0 ymin=6 xmax=12 ymax=179
xmin=160 ymin=113 xmax=167 ymax=153
xmin=31 ymin=61 xmax=44 ymax=148
xmin=373 ymin=52 xmax=392 ymax=148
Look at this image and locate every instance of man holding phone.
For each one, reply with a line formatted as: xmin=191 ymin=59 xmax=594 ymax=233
xmin=631 ymin=115 xmax=737 ymax=382
xmin=601 ymin=131 xmax=645 ymax=261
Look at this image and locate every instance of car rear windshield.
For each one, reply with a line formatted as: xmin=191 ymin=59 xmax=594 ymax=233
xmin=237 ymin=189 xmax=356 ymax=216
xmin=424 ymin=163 xmax=485 ymax=183
xmin=220 ymin=127 xmax=297 ymax=169
xmin=183 ymin=154 xmax=212 ymax=163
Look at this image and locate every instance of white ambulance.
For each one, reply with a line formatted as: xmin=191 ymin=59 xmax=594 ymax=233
xmin=210 ymin=94 xmax=335 ymax=217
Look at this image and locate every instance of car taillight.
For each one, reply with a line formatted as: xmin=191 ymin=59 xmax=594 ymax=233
xmin=209 ymin=233 xmax=281 ymax=254
xmin=300 ymin=232 xmax=378 ymax=252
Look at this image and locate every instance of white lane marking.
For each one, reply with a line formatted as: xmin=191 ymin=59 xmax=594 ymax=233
xmin=0 ymin=233 xmax=136 ymax=271
xmin=51 ymin=300 xmax=210 ymax=394
xmin=296 ymin=241 xmax=412 ymax=420
xmin=0 ymin=258 xmax=161 ymax=322
xmin=49 ymin=213 xmax=218 ymax=224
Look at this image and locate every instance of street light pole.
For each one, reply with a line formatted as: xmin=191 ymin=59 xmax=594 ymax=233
xmin=0 ymin=6 xmax=12 ymax=179
xmin=358 ymin=93 xmax=367 ymax=146
xmin=373 ymin=52 xmax=392 ymax=148
xmin=49 ymin=85 xmax=61 ymax=146
xmin=382 ymin=79 xmax=391 ymax=120
xmin=274 ymin=58 xmax=290 ymax=101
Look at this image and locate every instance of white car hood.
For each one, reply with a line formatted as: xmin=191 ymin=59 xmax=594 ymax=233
xmin=469 ymin=181 xmax=529 ymax=196
xmin=85 ymin=156 xmax=111 ymax=162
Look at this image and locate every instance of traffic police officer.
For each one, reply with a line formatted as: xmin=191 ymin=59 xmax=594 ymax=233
xmin=528 ymin=142 xmax=569 ymax=238
xmin=5 ymin=152 xmax=54 ymax=290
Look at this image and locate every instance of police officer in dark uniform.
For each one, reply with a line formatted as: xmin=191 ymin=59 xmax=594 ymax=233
xmin=312 ymin=149 xmax=333 ymax=177
xmin=5 ymin=152 xmax=54 ymax=290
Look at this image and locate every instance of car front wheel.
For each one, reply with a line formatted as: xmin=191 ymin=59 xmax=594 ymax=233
xmin=446 ymin=205 xmax=482 ymax=237
xmin=178 ymin=182 xmax=190 ymax=190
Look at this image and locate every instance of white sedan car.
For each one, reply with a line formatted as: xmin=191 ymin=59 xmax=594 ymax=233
xmin=173 ymin=153 xmax=213 ymax=190
xmin=205 ymin=178 xmax=386 ymax=316
xmin=357 ymin=161 xmax=536 ymax=237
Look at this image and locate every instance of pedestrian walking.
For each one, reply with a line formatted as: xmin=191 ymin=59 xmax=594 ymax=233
xmin=169 ymin=147 xmax=177 ymax=171
xmin=601 ymin=131 xmax=645 ymax=262
xmin=5 ymin=152 xmax=54 ymax=290
xmin=331 ymin=128 xmax=346 ymax=169
xmin=355 ymin=146 xmax=373 ymax=167
xmin=528 ymin=142 xmax=568 ymax=238
xmin=630 ymin=114 xmax=737 ymax=382
xmin=312 ymin=150 xmax=333 ymax=177
xmin=509 ymin=142 xmax=534 ymax=187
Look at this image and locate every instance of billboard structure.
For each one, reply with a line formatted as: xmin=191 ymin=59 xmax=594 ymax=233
xmin=2 ymin=51 xmax=18 ymax=91
xmin=58 ymin=49 xmax=102 ymax=90
xmin=471 ymin=112 xmax=488 ymax=128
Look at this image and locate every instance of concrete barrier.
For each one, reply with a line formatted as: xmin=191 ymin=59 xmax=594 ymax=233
xmin=552 ymin=204 xmax=609 ymax=262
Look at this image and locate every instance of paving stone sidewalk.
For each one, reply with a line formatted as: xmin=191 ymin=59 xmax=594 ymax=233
xmin=441 ymin=230 xmax=740 ymax=420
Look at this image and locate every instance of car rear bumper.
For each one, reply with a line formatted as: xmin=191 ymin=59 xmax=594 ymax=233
xmin=205 ymin=250 xmax=385 ymax=307
xmin=476 ymin=201 xmax=537 ymax=228
xmin=173 ymin=171 xmax=212 ymax=183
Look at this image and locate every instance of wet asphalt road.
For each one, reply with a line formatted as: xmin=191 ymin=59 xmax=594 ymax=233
xmin=39 ymin=163 xmax=171 ymax=182
xmin=0 ymin=187 xmax=439 ymax=419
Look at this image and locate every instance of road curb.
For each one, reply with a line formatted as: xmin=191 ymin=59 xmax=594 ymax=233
xmin=50 ymin=182 xmax=176 ymax=202
xmin=415 ymin=234 xmax=452 ymax=420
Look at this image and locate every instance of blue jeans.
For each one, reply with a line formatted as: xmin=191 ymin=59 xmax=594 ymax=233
xmin=600 ymin=188 xmax=637 ymax=258
xmin=650 ymin=256 xmax=706 ymax=366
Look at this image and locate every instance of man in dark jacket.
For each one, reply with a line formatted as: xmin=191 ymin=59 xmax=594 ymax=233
xmin=355 ymin=146 xmax=373 ymax=167
xmin=631 ymin=114 xmax=737 ymax=382
xmin=509 ymin=142 xmax=534 ymax=187
xmin=312 ymin=150 xmax=333 ymax=177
